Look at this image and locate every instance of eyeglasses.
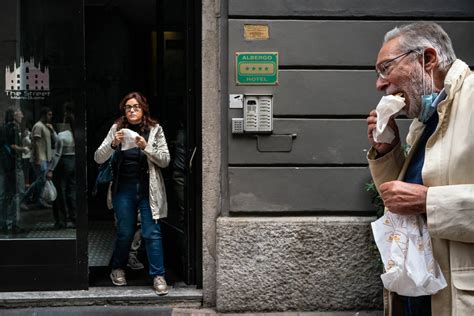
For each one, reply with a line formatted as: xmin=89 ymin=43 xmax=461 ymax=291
xmin=375 ymin=49 xmax=419 ymax=79
xmin=125 ymin=104 xmax=141 ymax=112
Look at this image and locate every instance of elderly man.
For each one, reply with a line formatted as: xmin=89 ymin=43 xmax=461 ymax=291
xmin=3 ymin=108 xmax=28 ymax=234
xmin=366 ymin=22 xmax=474 ymax=315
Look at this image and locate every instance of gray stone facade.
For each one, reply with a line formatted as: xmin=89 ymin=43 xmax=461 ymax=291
xmin=216 ymin=217 xmax=383 ymax=312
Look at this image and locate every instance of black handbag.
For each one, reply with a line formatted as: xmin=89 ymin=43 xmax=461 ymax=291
xmin=93 ymin=152 xmax=116 ymax=195
xmin=96 ymin=158 xmax=113 ymax=184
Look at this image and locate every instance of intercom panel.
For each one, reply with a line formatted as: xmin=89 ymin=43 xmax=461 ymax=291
xmin=243 ymin=95 xmax=273 ymax=133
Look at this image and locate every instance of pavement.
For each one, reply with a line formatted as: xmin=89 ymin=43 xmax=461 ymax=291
xmin=0 ymin=309 xmax=383 ymax=316
xmin=0 ymin=286 xmax=382 ymax=316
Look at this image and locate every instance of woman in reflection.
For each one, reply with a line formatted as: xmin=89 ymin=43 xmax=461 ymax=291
xmin=94 ymin=92 xmax=170 ymax=296
xmin=49 ymin=109 xmax=76 ymax=229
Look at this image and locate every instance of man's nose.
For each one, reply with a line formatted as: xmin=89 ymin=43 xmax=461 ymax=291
xmin=376 ymin=76 xmax=389 ymax=91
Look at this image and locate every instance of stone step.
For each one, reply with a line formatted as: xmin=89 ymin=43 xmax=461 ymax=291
xmin=0 ymin=286 xmax=202 ymax=309
xmin=0 ymin=305 xmax=174 ymax=316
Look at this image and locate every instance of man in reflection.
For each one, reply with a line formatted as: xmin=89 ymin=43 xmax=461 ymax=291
xmin=171 ymin=119 xmax=187 ymax=275
xmin=49 ymin=108 xmax=76 ymax=229
xmin=0 ymin=120 xmax=7 ymax=234
xmin=172 ymin=121 xmax=186 ymax=230
xmin=3 ymin=108 xmax=28 ymax=234
xmin=22 ymin=107 xmax=56 ymax=209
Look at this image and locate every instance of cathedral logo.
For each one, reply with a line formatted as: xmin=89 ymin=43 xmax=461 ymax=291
xmin=5 ymin=57 xmax=50 ymax=100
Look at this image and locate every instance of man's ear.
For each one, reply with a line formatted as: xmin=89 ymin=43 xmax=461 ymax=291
xmin=423 ymin=47 xmax=438 ymax=72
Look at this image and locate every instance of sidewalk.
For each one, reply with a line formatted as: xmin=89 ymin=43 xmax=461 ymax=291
xmin=0 ymin=287 xmax=382 ymax=315
xmin=0 ymin=307 xmax=383 ymax=316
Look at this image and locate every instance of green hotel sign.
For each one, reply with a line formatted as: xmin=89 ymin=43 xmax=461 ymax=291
xmin=235 ymin=52 xmax=278 ymax=85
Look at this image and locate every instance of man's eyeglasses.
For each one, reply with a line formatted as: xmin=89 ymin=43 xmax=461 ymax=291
xmin=125 ymin=104 xmax=141 ymax=112
xmin=375 ymin=49 xmax=419 ymax=79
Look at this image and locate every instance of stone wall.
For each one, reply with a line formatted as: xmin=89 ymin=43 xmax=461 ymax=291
xmin=216 ymin=217 xmax=383 ymax=312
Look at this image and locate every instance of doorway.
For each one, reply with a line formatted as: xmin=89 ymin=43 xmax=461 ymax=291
xmin=85 ymin=0 xmax=201 ymax=287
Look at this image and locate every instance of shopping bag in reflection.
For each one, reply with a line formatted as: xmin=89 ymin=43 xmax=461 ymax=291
xmin=41 ymin=179 xmax=57 ymax=203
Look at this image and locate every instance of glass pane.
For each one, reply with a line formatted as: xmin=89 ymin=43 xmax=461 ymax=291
xmin=0 ymin=0 xmax=83 ymax=239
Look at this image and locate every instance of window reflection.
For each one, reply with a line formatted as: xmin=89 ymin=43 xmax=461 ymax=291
xmin=0 ymin=104 xmax=77 ymax=239
xmin=0 ymin=0 xmax=81 ymax=239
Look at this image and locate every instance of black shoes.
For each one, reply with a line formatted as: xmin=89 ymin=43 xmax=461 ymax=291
xmin=1 ymin=225 xmax=26 ymax=235
xmin=11 ymin=225 xmax=26 ymax=234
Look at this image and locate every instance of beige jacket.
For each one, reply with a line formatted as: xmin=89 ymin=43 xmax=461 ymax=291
xmin=94 ymin=123 xmax=170 ymax=220
xmin=368 ymin=60 xmax=474 ymax=316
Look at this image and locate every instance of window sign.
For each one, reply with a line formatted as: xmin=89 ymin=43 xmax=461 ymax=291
xmin=5 ymin=57 xmax=50 ymax=100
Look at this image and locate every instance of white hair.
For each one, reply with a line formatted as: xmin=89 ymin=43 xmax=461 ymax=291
xmin=384 ymin=22 xmax=456 ymax=72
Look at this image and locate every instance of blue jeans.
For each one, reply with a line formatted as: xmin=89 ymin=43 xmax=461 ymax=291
xmin=23 ymin=160 xmax=48 ymax=204
xmin=0 ymin=173 xmax=6 ymax=229
xmin=111 ymin=181 xmax=165 ymax=277
xmin=1 ymin=168 xmax=25 ymax=229
xmin=53 ymin=155 xmax=76 ymax=225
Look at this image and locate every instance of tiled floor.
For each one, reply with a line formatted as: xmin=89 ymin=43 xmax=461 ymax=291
xmin=88 ymin=221 xmax=116 ymax=267
xmin=0 ymin=218 xmax=115 ymax=267
xmin=1 ymin=218 xmax=183 ymax=285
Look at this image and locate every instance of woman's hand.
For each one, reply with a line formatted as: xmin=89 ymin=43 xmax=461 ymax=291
xmin=112 ymin=130 xmax=124 ymax=147
xmin=135 ymin=136 xmax=147 ymax=150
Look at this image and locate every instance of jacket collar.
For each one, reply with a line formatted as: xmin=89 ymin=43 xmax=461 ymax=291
xmin=444 ymin=59 xmax=471 ymax=100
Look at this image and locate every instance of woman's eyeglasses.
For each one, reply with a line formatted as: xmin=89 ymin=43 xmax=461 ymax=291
xmin=125 ymin=104 xmax=141 ymax=112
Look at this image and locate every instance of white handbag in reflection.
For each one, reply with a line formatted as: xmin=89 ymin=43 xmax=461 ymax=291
xmin=41 ymin=179 xmax=57 ymax=203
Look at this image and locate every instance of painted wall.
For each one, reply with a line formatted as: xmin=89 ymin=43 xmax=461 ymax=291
xmin=205 ymin=0 xmax=474 ymax=312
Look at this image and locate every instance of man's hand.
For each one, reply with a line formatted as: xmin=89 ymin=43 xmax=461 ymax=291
xmin=366 ymin=110 xmax=400 ymax=156
xmin=379 ymin=180 xmax=428 ymax=215
xmin=45 ymin=123 xmax=55 ymax=132
xmin=46 ymin=170 xmax=53 ymax=180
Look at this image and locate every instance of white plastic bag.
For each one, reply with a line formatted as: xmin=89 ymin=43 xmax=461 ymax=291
xmin=41 ymin=179 xmax=57 ymax=203
xmin=371 ymin=212 xmax=447 ymax=296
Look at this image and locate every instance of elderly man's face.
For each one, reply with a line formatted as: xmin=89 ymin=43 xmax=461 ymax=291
xmin=14 ymin=110 xmax=23 ymax=124
xmin=375 ymin=37 xmax=430 ymax=119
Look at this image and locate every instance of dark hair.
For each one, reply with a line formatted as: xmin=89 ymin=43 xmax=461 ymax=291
xmin=63 ymin=101 xmax=74 ymax=116
xmin=40 ymin=106 xmax=52 ymax=119
xmin=115 ymin=92 xmax=157 ymax=133
xmin=4 ymin=108 xmax=15 ymax=123
xmin=64 ymin=112 xmax=76 ymax=140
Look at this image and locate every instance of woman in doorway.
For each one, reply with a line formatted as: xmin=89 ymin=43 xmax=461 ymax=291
xmin=94 ymin=92 xmax=170 ymax=295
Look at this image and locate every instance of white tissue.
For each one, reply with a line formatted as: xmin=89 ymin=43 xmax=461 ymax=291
xmin=120 ymin=128 xmax=140 ymax=150
xmin=371 ymin=212 xmax=447 ymax=296
xmin=373 ymin=95 xmax=405 ymax=144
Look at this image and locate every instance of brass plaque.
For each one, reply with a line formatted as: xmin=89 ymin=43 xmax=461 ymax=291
xmin=244 ymin=24 xmax=269 ymax=40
